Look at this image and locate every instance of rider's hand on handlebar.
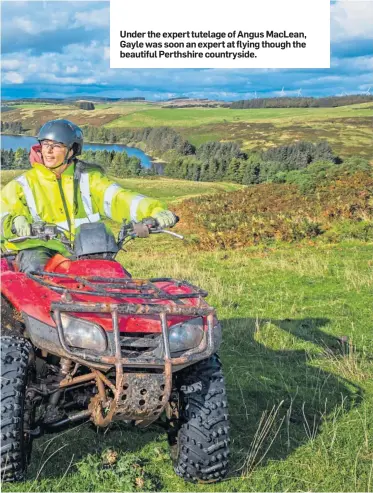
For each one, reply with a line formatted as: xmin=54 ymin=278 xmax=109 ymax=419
xmin=12 ymin=216 xmax=31 ymax=237
xmin=153 ymin=210 xmax=178 ymax=229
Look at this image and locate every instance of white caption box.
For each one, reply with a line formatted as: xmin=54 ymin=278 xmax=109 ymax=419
xmin=110 ymin=0 xmax=330 ymax=69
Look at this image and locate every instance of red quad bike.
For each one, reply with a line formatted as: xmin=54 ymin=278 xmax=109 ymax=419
xmin=1 ymin=219 xmax=230 ymax=483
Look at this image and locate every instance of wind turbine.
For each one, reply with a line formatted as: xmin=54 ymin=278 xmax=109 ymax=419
xmin=280 ymin=87 xmax=286 ymax=97
xmin=364 ymin=86 xmax=371 ymax=95
xmin=254 ymin=91 xmax=257 ymax=99
xmin=296 ymin=88 xmax=302 ymax=97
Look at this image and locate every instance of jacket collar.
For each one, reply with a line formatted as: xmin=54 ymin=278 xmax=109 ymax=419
xmin=31 ymin=162 xmax=75 ymax=178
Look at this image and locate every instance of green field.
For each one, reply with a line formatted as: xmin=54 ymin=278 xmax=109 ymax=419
xmin=2 ymin=239 xmax=372 ymax=492
xmin=104 ymin=103 xmax=373 ymax=128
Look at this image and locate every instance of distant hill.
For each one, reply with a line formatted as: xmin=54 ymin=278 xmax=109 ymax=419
xmin=160 ymin=98 xmax=230 ymax=108
xmin=3 ymin=96 xmax=146 ymax=104
xmin=231 ymin=94 xmax=373 ymax=109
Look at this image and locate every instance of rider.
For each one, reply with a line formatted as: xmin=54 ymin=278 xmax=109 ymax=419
xmin=0 ymin=119 xmax=177 ymax=273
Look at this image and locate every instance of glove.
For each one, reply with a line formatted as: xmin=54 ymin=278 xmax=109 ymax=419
xmin=12 ymin=216 xmax=31 ymax=237
xmin=153 ymin=210 xmax=178 ymax=228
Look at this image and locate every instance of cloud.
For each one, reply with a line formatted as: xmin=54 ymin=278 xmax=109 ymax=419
xmin=73 ymin=7 xmax=109 ymax=29
xmin=1 ymin=59 xmax=21 ymax=70
xmin=331 ymin=0 xmax=373 ymax=40
xmin=1 ymin=1 xmax=109 ymax=54
xmin=3 ymin=72 xmax=25 ymax=84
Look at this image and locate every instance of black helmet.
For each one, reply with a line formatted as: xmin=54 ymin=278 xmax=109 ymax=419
xmin=38 ymin=119 xmax=83 ymax=157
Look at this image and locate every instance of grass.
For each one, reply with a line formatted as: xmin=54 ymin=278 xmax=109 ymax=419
xmin=1 ymin=164 xmax=372 ymax=491
xmin=0 ymin=170 xmax=25 ymax=187
xmin=2 ymin=240 xmax=372 ymax=491
xmin=104 ymin=103 xmax=373 ymax=128
xmin=111 ymin=176 xmax=243 ymax=202
xmin=180 ymin=117 xmax=373 ymax=158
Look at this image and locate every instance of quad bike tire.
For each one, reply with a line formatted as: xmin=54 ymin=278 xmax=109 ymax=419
xmin=169 ymin=354 xmax=230 ymax=483
xmin=1 ymin=336 xmax=33 ymax=482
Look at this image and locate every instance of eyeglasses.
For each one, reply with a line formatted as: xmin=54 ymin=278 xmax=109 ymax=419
xmin=40 ymin=141 xmax=66 ymax=151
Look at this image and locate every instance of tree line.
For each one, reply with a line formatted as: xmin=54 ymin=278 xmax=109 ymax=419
xmin=162 ymin=139 xmax=371 ymax=192
xmin=1 ymin=121 xmax=24 ymax=134
xmin=79 ymin=149 xmax=154 ymax=177
xmin=81 ymin=126 xmax=195 ymax=156
xmin=1 ymin=147 xmax=155 ymax=178
xmin=230 ymin=94 xmax=373 ymax=109
xmin=2 ymin=123 xmax=370 ymax=195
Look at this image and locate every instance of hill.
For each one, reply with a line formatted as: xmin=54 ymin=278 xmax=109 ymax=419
xmin=1 ymin=102 xmax=372 ymax=158
xmin=230 ymin=94 xmax=373 ymax=108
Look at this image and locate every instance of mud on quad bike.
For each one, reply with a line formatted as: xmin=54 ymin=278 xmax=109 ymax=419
xmin=1 ymin=219 xmax=230 ymax=483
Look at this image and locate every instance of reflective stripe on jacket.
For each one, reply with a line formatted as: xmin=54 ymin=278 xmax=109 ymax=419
xmin=1 ymin=162 xmax=166 ymax=251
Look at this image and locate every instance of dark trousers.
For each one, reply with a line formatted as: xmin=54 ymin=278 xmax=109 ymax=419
xmin=17 ymin=247 xmax=55 ymax=274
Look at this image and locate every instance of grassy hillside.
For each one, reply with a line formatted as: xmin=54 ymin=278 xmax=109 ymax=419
xmin=2 ymin=241 xmax=372 ymax=492
xmin=104 ymin=104 xmax=373 ymax=128
xmin=2 ymin=102 xmax=372 ymax=157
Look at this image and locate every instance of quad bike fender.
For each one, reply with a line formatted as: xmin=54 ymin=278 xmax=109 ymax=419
xmin=44 ymin=256 xmax=132 ymax=278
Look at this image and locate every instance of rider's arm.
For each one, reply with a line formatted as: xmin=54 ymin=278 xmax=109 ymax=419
xmin=89 ymin=170 xmax=166 ymax=223
xmin=1 ymin=179 xmax=32 ymax=239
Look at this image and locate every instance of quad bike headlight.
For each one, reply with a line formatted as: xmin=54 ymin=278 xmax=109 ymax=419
xmin=60 ymin=314 xmax=107 ymax=353
xmin=169 ymin=317 xmax=204 ymax=353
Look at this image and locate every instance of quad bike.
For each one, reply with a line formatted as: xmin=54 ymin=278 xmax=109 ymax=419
xmin=0 ymin=219 xmax=230 ymax=483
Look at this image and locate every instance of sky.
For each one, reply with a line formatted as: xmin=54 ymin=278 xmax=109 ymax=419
xmin=1 ymin=0 xmax=372 ymax=101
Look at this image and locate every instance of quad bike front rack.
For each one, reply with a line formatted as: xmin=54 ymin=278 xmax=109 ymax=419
xmin=26 ymin=271 xmax=216 ymax=426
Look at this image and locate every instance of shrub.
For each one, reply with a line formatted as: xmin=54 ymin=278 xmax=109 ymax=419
xmin=175 ymin=173 xmax=373 ymax=249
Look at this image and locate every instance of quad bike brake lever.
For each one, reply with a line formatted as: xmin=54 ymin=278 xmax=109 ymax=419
xmin=150 ymin=228 xmax=184 ymax=239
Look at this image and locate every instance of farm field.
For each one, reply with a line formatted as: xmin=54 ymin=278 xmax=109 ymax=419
xmin=2 ymin=238 xmax=372 ymax=492
xmin=104 ymin=104 xmax=373 ymax=128
xmin=2 ymin=101 xmax=372 ymax=157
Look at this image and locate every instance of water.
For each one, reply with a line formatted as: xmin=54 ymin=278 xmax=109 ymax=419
xmin=0 ymin=134 xmax=153 ymax=168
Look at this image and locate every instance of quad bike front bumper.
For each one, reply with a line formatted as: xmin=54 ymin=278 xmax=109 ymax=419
xmin=24 ymin=300 xmax=220 ymax=427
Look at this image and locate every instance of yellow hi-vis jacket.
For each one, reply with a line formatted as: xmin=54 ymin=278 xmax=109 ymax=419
xmin=0 ymin=162 xmax=166 ymax=254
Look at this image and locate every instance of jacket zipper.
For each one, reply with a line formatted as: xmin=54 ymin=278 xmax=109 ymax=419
xmin=56 ymin=176 xmax=72 ymax=236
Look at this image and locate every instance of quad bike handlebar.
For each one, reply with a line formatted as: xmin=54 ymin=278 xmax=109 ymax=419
xmin=9 ymin=222 xmax=69 ymax=244
xmin=119 ymin=217 xmax=183 ymax=242
xmin=9 ymin=217 xmax=183 ymax=251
